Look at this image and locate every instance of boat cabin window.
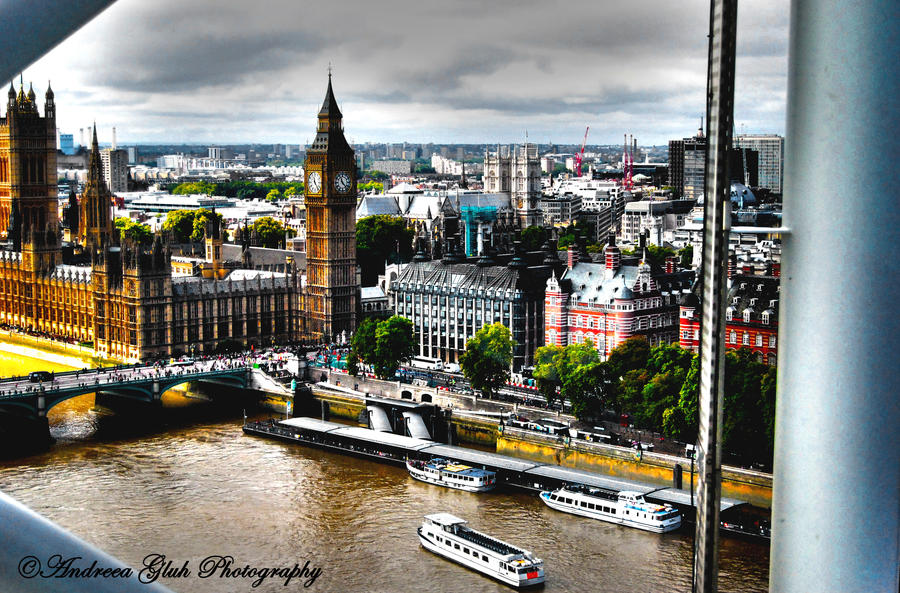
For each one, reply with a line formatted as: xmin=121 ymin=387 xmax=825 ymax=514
xmin=482 ymin=554 xmax=488 ymax=562
xmin=464 ymin=547 xmax=469 ymax=554
xmin=454 ymin=543 xmax=460 ymax=550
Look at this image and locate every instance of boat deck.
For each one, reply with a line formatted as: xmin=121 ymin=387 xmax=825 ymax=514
xmin=456 ymin=526 xmax=520 ymax=557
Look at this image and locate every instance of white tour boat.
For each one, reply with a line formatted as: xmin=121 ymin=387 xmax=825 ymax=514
xmin=417 ymin=513 xmax=545 ymax=588
xmin=540 ymin=484 xmax=682 ymax=533
xmin=406 ymin=458 xmax=497 ymax=492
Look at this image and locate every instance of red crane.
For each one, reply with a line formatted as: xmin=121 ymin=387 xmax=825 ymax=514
xmin=574 ymin=126 xmax=589 ymax=177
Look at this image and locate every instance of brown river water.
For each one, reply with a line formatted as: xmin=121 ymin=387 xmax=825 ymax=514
xmin=0 ymin=351 xmax=769 ymax=592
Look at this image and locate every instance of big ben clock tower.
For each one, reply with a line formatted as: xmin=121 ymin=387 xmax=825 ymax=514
xmin=304 ymin=73 xmax=358 ymax=342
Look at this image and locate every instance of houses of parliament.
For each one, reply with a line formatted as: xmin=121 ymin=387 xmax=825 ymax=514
xmin=0 ymin=78 xmax=358 ymax=361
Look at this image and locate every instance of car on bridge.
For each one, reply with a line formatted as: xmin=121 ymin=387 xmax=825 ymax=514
xmin=28 ymin=371 xmax=52 ymax=383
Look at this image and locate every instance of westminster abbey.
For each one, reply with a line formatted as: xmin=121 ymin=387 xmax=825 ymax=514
xmin=0 ymin=83 xmax=302 ymax=361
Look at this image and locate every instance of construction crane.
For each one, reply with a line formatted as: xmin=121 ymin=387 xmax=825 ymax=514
xmin=574 ymin=126 xmax=589 ymax=177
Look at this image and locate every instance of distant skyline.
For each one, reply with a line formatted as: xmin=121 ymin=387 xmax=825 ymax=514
xmin=24 ymin=0 xmax=789 ymax=146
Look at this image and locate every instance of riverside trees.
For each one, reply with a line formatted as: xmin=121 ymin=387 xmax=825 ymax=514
xmin=348 ymin=316 xmax=415 ymax=380
xmin=460 ymin=323 xmax=514 ymax=399
xmin=536 ymin=336 xmax=776 ymax=466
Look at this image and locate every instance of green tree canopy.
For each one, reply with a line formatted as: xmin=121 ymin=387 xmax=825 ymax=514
xmin=356 ymin=215 xmax=415 ymax=285
xmin=162 ymin=209 xmax=197 ymax=243
xmin=350 ymin=317 xmax=379 ymax=366
xmin=621 ymin=244 xmax=677 ymax=268
xmin=520 ymin=225 xmax=548 ymax=251
xmin=252 ymin=216 xmax=289 ymax=249
xmin=460 ymin=323 xmax=514 ymax=398
xmin=114 ymin=217 xmax=152 ymax=244
xmin=191 ymin=208 xmax=224 ymax=243
xmin=372 ymin=316 xmax=416 ymax=379
xmin=265 ymin=188 xmax=281 ymax=203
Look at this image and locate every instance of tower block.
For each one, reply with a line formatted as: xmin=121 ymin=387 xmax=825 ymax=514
xmin=303 ymin=74 xmax=358 ymax=342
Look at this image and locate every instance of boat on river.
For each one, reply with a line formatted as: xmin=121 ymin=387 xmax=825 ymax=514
xmin=540 ymin=484 xmax=682 ymax=533
xmin=417 ymin=513 xmax=545 ymax=588
xmin=406 ymin=458 xmax=497 ymax=492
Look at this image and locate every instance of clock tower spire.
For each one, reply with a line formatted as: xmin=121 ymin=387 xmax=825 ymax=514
xmin=304 ymin=73 xmax=358 ymax=343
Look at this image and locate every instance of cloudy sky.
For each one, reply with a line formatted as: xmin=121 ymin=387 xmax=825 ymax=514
xmin=24 ymin=0 xmax=789 ymax=146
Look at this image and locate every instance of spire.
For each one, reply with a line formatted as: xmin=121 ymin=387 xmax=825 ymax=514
xmin=45 ymin=80 xmax=53 ymax=99
xmin=318 ymin=69 xmax=342 ymax=119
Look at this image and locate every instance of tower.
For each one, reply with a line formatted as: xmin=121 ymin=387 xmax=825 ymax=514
xmin=304 ymin=74 xmax=358 ymax=342
xmin=483 ymin=144 xmax=541 ymax=228
xmin=0 ymin=81 xmax=58 ymax=246
xmin=80 ymin=126 xmax=114 ymax=252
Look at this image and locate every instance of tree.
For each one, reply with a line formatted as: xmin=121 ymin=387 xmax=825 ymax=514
xmin=372 ymin=316 xmax=415 ymax=379
xmin=678 ymin=244 xmax=694 ymax=268
xmin=566 ymin=362 xmax=613 ymax=419
xmin=533 ymin=345 xmax=563 ymax=405
xmin=356 ymin=215 xmax=415 ymax=285
xmin=460 ymin=323 xmax=514 ymax=398
xmin=350 ymin=317 xmax=379 ymax=366
xmin=265 ymin=188 xmax=281 ymax=203
xmin=346 ymin=350 xmax=359 ymax=377
xmin=191 ymin=208 xmax=224 ymax=243
xmin=621 ymin=244 xmax=676 ymax=268
xmin=606 ymin=337 xmax=651 ymax=381
xmin=252 ymin=216 xmax=288 ymax=248
xmin=114 ymin=217 xmax=152 ymax=244
xmin=520 ymin=225 xmax=548 ymax=251
xmin=162 ymin=209 xmax=197 ymax=243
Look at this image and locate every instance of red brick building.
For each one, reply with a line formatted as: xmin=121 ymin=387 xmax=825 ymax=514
xmin=679 ymin=273 xmax=779 ymax=366
xmin=545 ymin=233 xmax=694 ymax=358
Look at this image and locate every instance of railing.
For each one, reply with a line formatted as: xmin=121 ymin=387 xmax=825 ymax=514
xmin=0 ymin=490 xmax=175 ymax=593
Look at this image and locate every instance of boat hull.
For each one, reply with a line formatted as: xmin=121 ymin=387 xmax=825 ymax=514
xmin=540 ymin=491 xmax=681 ymax=533
xmin=417 ymin=527 xmax=545 ymax=588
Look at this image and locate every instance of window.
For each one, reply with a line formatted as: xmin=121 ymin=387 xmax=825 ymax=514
xmin=729 ymin=330 xmax=736 ymax=344
xmin=770 ymin=336 xmax=777 ymax=348
xmin=743 ymin=333 xmax=750 ymax=346
xmin=756 ymin=334 xmax=763 ymax=347
xmin=743 ymin=309 xmax=752 ymax=322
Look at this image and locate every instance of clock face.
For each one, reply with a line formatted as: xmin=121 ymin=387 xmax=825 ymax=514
xmin=307 ymin=171 xmax=322 ymax=194
xmin=334 ymin=172 xmax=351 ymax=193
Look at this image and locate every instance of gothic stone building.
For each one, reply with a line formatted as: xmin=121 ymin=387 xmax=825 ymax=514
xmin=0 ymin=84 xmax=296 ymax=361
xmin=303 ymin=74 xmax=359 ymax=343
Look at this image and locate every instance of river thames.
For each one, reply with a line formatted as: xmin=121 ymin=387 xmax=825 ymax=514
xmin=0 ymin=351 xmax=769 ymax=592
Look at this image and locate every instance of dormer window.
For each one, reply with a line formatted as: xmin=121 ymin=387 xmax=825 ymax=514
xmin=743 ymin=309 xmax=752 ymax=323
xmin=762 ymin=311 xmax=770 ymax=325
xmin=726 ymin=307 xmax=734 ymax=321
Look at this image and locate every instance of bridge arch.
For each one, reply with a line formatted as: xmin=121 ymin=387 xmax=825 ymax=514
xmin=420 ymin=393 xmax=432 ymax=403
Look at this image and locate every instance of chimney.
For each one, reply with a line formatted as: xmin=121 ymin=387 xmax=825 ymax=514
xmin=665 ymin=255 xmax=678 ymax=274
xmin=567 ymin=245 xmax=579 ymax=269
xmin=112 ymin=127 xmax=117 ymax=150
xmin=604 ymin=231 xmax=621 ymax=272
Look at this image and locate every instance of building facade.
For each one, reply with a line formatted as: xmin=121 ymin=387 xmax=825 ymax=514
xmin=0 ymin=85 xmax=297 ymax=361
xmin=679 ymin=273 xmax=779 ymax=366
xmin=303 ymin=75 xmax=359 ymax=343
xmin=734 ymin=134 xmax=784 ymax=194
xmin=483 ymin=144 xmax=541 ymax=228
xmin=392 ymin=240 xmax=558 ymax=371
xmin=100 ymin=148 xmax=128 ymax=193
xmin=545 ymin=235 xmax=694 ymax=358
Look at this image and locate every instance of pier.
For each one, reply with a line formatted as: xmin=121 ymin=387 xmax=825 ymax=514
xmin=243 ymin=417 xmax=760 ymax=534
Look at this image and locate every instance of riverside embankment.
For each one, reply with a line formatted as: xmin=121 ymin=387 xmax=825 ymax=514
xmin=308 ymin=380 xmax=773 ymax=508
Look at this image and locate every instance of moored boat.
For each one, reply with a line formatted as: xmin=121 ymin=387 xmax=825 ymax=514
xmin=406 ymin=458 xmax=497 ymax=492
xmin=417 ymin=513 xmax=545 ymax=588
xmin=540 ymin=484 xmax=681 ymax=533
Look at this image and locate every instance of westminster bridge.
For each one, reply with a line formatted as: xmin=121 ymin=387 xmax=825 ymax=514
xmin=0 ymin=361 xmax=253 ymax=446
